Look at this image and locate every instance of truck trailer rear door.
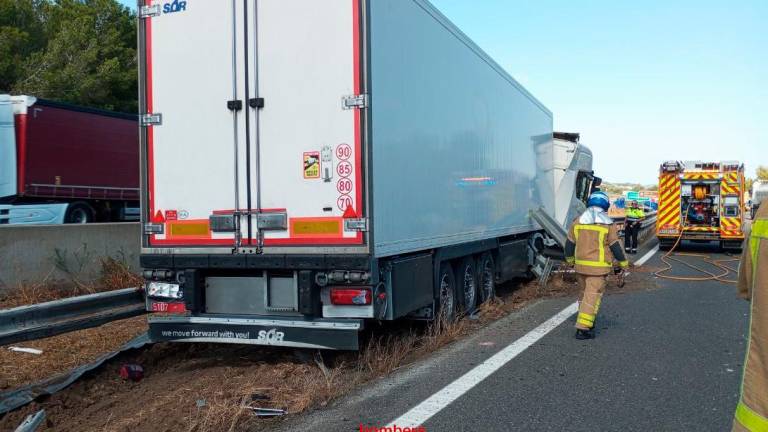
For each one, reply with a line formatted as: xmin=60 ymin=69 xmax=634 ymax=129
xmin=248 ymin=0 xmax=364 ymax=248
xmin=141 ymin=0 xmax=365 ymax=249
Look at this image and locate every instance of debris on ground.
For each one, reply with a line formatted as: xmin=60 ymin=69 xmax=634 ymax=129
xmin=249 ymin=407 xmax=287 ymax=417
xmin=8 ymin=347 xmax=43 ymax=355
xmin=13 ymin=409 xmax=45 ymax=432
xmin=118 ymin=364 xmax=144 ymax=382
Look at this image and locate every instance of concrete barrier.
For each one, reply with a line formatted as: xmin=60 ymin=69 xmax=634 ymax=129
xmin=0 ymin=223 xmax=140 ymax=290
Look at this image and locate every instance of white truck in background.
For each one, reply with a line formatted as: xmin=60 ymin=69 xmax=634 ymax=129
xmin=752 ymin=180 xmax=768 ymax=219
xmin=136 ymin=0 xmax=598 ymax=350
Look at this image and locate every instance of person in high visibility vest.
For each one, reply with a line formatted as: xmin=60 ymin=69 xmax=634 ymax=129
xmin=565 ymin=191 xmax=630 ymax=340
xmin=624 ymin=200 xmax=645 ymax=254
xmin=733 ymin=203 xmax=768 ymax=431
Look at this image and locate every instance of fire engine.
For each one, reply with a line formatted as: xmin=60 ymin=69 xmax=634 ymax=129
xmin=656 ymin=161 xmax=745 ymax=251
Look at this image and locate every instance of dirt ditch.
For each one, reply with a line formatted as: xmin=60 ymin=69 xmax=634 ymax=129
xmin=0 ymin=268 xmax=656 ymax=432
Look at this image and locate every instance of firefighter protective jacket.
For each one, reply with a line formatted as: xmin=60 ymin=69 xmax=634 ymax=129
xmin=733 ymin=204 xmax=768 ymax=431
xmin=565 ymin=212 xmax=629 ymax=276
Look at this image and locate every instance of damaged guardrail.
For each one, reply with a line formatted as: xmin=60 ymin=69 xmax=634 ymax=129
xmin=0 ymin=333 xmax=150 ymax=415
xmin=0 ymin=287 xmax=145 ymax=346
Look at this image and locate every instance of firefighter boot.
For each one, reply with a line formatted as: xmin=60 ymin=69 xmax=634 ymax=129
xmin=575 ymin=328 xmax=594 ymax=340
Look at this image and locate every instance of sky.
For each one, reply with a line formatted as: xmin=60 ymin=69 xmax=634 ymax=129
xmin=123 ymin=1 xmax=767 ymax=184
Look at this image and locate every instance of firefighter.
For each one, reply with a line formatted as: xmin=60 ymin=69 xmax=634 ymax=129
xmin=732 ymin=203 xmax=768 ymax=431
xmin=624 ymin=200 xmax=646 ymax=254
xmin=565 ymin=191 xmax=630 ymax=340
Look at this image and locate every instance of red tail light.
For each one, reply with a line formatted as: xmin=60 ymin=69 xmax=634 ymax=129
xmin=330 ymin=287 xmax=372 ymax=305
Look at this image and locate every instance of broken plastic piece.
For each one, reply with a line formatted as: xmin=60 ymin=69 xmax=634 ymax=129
xmin=8 ymin=347 xmax=43 ymax=355
xmin=248 ymin=407 xmax=286 ymax=417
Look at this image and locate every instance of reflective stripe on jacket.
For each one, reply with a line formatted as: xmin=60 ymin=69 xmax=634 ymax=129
xmin=734 ymin=205 xmax=768 ymax=431
xmin=625 ymin=208 xmax=645 ymax=222
xmin=565 ymin=217 xmax=629 ymax=276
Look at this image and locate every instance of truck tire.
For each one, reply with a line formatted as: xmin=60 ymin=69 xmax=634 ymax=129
xmin=455 ymin=257 xmax=478 ymax=314
xmin=64 ymin=202 xmax=95 ymax=224
xmin=477 ymin=253 xmax=496 ymax=304
xmin=437 ymin=262 xmax=457 ymax=322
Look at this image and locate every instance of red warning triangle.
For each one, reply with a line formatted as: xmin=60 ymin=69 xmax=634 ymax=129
xmin=342 ymin=205 xmax=357 ymax=219
xmin=152 ymin=210 xmax=165 ymax=223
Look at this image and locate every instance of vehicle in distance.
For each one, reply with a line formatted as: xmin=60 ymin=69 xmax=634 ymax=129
xmin=656 ymin=160 xmax=745 ymax=251
xmin=751 ymin=180 xmax=768 ymax=219
xmin=0 ymin=95 xmax=139 ymax=225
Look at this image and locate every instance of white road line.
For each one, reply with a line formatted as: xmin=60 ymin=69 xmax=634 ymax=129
xmin=386 ymin=302 xmax=579 ymax=428
xmin=634 ymin=244 xmax=660 ymax=267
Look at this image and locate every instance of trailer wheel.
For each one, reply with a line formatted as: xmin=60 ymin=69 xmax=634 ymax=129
xmin=64 ymin=202 xmax=95 ymax=224
xmin=437 ymin=262 xmax=457 ymax=322
xmin=477 ymin=253 xmax=495 ymax=304
xmin=455 ymin=257 xmax=478 ymax=314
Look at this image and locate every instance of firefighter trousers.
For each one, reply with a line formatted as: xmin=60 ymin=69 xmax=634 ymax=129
xmin=576 ymin=275 xmax=606 ymax=330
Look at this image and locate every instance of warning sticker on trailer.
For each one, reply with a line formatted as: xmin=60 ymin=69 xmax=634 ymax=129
xmin=303 ymin=152 xmax=320 ymax=179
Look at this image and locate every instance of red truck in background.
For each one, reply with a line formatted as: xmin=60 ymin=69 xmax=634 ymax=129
xmin=0 ymin=95 xmax=139 ymax=224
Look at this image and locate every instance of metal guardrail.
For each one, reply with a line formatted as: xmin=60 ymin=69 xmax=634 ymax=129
xmin=0 ymin=287 xmax=145 ymax=346
xmin=614 ymin=212 xmax=658 ymax=242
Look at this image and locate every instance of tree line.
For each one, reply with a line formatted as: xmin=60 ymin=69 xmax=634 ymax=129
xmin=0 ymin=0 xmax=137 ymax=113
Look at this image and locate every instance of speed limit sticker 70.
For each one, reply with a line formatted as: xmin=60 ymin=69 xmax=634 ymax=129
xmin=337 ymin=195 xmax=353 ymax=211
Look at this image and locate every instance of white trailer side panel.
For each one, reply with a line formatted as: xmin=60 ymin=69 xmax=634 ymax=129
xmin=368 ymin=0 xmax=554 ymax=257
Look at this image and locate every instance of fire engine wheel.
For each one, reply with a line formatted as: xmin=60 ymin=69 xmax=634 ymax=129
xmin=658 ymin=239 xmax=675 ymax=251
xmin=455 ymin=257 xmax=478 ymax=314
xmin=477 ymin=253 xmax=496 ymax=304
xmin=64 ymin=202 xmax=95 ymax=224
xmin=437 ymin=262 xmax=457 ymax=322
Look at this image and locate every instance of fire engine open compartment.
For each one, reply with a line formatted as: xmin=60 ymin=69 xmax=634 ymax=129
xmin=656 ymin=161 xmax=745 ymax=250
xmin=681 ymin=182 xmax=720 ymax=227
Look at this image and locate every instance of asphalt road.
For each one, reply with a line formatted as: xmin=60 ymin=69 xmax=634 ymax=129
xmin=279 ymin=241 xmax=749 ymax=432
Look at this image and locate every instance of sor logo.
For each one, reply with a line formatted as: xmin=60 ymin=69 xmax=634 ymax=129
xmin=163 ymin=0 xmax=187 ymax=14
xmin=256 ymin=328 xmax=285 ymax=343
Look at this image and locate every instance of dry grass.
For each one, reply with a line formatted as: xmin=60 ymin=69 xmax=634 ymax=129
xmin=0 ymin=256 xmax=142 ymax=309
xmin=172 ymin=315 xmax=472 ymax=432
xmin=0 ymin=274 xmax=594 ymax=432
xmin=0 ymin=315 xmax=148 ymax=391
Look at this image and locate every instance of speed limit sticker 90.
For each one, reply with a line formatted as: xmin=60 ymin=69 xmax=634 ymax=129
xmin=336 ymin=144 xmax=352 ymax=161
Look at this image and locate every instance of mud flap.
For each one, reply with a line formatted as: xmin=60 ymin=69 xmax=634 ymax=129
xmin=148 ymin=316 xmax=362 ymax=350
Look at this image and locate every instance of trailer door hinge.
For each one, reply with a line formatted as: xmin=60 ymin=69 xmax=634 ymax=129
xmin=144 ymin=222 xmax=164 ymax=235
xmin=139 ymin=4 xmax=161 ymax=18
xmin=140 ymin=113 xmax=162 ymax=127
xmin=342 ymin=94 xmax=368 ymax=110
xmin=344 ymin=218 xmax=368 ymax=232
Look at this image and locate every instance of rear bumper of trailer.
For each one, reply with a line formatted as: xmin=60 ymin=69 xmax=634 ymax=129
xmin=148 ymin=315 xmax=363 ymax=350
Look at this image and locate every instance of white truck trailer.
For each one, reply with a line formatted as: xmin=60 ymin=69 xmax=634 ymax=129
xmin=137 ymin=0 xmax=598 ymax=350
